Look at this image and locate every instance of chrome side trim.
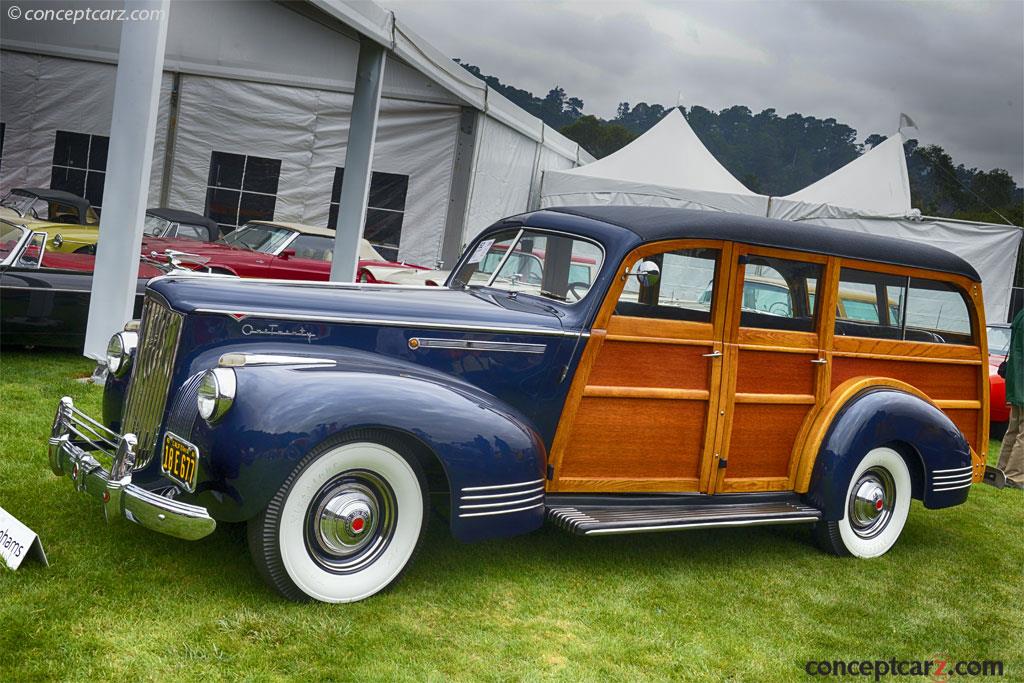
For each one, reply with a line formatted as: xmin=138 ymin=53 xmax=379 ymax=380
xmin=195 ymin=308 xmax=582 ymax=337
xmin=933 ymin=482 xmax=973 ymax=492
xmin=932 ymin=465 xmax=973 ymax=474
xmin=461 ymin=486 xmax=545 ymax=501
xmin=457 ymin=502 xmax=545 ymax=518
xmin=218 ymin=353 xmax=337 ymax=368
xmin=460 ymin=478 xmax=545 ymax=492
xmin=409 ymin=338 xmax=547 ymax=354
xmin=932 ymin=473 xmax=974 ymax=482
xmin=151 ymin=272 xmax=447 ymax=291
xmin=459 ymin=493 xmax=544 ymax=510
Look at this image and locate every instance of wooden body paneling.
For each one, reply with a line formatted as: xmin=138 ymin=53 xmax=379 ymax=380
xmin=548 ymin=235 xmax=989 ymax=495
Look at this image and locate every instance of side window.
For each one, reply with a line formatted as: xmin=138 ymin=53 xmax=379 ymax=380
xmin=616 ymin=248 xmax=719 ymax=323
xmin=289 ymin=235 xmax=334 ymax=262
xmin=906 ymin=278 xmax=973 ymax=344
xmin=834 ymin=268 xmax=906 ymax=340
xmin=175 ymin=224 xmax=207 ymax=241
xmin=739 ymin=255 xmax=821 ymax=332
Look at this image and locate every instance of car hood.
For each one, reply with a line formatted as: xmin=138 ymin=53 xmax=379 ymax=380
xmin=148 ymin=276 xmax=567 ymax=335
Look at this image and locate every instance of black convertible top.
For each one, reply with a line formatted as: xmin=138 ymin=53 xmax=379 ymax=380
xmin=546 ymin=205 xmax=981 ymax=282
xmin=146 ymin=207 xmax=220 ymax=240
xmin=11 ymin=187 xmax=92 ymax=220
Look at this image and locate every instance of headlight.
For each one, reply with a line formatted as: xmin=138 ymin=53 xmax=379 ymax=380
xmin=106 ymin=331 xmax=138 ymax=376
xmin=197 ymin=368 xmax=236 ymax=423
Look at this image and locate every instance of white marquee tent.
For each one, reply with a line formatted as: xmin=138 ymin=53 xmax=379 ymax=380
xmin=540 ymin=108 xmax=769 ymax=216
xmin=540 ymin=110 xmax=1022 ymax=321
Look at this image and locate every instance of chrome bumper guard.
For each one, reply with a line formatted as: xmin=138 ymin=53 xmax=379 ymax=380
xmin=48 ymin=396 xmax=216 ymax=541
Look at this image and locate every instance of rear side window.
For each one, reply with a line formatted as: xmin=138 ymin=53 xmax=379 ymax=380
xmin=906 ymin=278 xmax=973 ymax=344
xmin=739 ymin=255 xmax=821 ymax=332
xmin=834 ymin=267 xmax=973 ymax=345
xmin=834 ymin=268 xmax=906 ymax=340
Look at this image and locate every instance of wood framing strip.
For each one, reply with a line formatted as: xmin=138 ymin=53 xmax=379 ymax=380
xmin=734 ymin=393 xmax=817 ymax=405
xmin=583 ymin=386 xmax=710 ymax=401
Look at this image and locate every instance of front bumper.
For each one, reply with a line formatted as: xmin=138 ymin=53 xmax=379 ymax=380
xmin=48 ymin=396 xmax=216 ymax=540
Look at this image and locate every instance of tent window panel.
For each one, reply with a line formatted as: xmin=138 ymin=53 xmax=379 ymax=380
xmin=328 ymin=167 xmax=409 ymax=260
xmin=1 ymin=122 xmax=6 ymax=172
xmin=51 ymin=130 xmax=109 ymax=211
xmin=205 ymin=151 xmax=281 ymax=232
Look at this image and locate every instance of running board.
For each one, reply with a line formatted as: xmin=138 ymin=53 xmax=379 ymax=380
xmin=547 ymin=500 xmax=822 ymax=536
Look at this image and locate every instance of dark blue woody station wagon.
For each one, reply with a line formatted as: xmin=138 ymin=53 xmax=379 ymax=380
xmin=49 ymin=206 xmax=990 ymax=602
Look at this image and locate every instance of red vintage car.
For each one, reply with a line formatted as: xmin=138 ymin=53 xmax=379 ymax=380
xmin=988 ymin=323 xmax=1011 ymax=437
xmin=142 ymin=220 xmax=427 ymax=282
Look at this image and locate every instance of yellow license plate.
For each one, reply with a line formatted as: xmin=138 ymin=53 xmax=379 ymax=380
xmin=161 ymin=432 xmax=199 ymax=492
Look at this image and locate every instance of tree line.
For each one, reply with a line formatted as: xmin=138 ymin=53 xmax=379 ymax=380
xmin=457 ymin=61 xmax=1022 ymax=226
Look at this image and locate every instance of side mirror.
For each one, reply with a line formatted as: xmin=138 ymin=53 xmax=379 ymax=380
xmin=16 ymin=231 xmax=48 ymax=269
xmin=627 ymin=260 xmax=661 ymax=288
xmin=280 ymin=249 xmax=296 ymax=260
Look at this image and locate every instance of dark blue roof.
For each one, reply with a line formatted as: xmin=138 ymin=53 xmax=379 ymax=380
xmin=529 ymin=206 xmax=981 ymax=282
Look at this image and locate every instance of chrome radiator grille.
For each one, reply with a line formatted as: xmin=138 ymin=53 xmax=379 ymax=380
xmin=122 ymin=294 xmax=184 ymax=469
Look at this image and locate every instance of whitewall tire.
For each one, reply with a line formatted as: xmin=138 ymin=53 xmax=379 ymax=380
xmin=814 ymin=446 xmax=912 ymax=558
xmin=248 ymin=433 xmax=428 ymax=602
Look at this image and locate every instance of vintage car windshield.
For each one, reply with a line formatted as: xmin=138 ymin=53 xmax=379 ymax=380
xmin=451 ymin=228 xmax=603 ymax=303
xmin=222 ymin=223 xmax=295 ymax=254
xmin=0 ymin=222 xmax=28 ymax=262
xmin=988 ymin=325 xmax=1011 ymax=355
xmin=1 ymin=191 xmax=46 ymax=220
xmin=143 ymin=214 xmax=175 ymax=237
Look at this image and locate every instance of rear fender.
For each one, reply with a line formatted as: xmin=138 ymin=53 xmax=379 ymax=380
xmin=804 ymin=387 xmax=972 ymax=520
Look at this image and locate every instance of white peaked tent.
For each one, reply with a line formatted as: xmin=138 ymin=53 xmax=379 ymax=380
xmin=769 ymin=134 xmax=912 ymax=221
xmin=768 ymin=132 xmax=1022 ymax=322
xmin=539 ymin=108 xmax=769 ymax=216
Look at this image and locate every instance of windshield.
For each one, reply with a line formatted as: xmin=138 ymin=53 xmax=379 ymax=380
xmin=1 ymin=191 xmax=46 ymax=219
xmin=144 ymin=214 xmax=175 ymax=237
xmin=451 ymin=228 xmax=603 ymax=303
xmin=0 ymin=222 xmax=27 ymax=262
xmin=988 ymin=326 xmax=1012 ymax=356
xmin=222 ymin=223 xmax=295 ymax=254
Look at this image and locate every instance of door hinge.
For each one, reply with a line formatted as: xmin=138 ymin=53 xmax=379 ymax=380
xmin=546 ymin=464 xmax=555 ymax=480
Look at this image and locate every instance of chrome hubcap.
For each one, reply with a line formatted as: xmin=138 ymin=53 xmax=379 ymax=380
xmin=317 ymin=489 xmax=377 ymax=555
xmin=849 ymin=466 xmax=895 ymax=539
xmin=304 ymin=470 xmax=397 ymax=574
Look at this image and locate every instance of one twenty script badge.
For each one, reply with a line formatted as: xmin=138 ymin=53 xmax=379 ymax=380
xmin=241 ymin=323 xmax=318 ymax=343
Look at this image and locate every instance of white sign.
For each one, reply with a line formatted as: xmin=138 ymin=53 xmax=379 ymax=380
xmin=0 ymin=505 xmax=47 ymax=570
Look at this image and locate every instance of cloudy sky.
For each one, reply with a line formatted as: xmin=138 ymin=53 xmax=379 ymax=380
xmin=385 ymin=0 xmax=1024 ymax=183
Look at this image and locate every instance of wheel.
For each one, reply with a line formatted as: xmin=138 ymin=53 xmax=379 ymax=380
xmin=814 ymin=446 xmax=911 ymax=558
xmin=74 ymin=245 xmax=96 ymax=255
xmin=248 ymin=432 xmax=428 ymax=602
xmin=991 ymin=421 xmax=1008 ymax=440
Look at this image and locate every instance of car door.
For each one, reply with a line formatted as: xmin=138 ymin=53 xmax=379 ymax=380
xmin=548 ymin=240 xmax=733 ymax=493
xmin=710 ymin=246 xmax=831 ymax=493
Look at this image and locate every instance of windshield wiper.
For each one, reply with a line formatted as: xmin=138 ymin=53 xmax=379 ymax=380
xmin=538 ymin=290 xmax=568 ymax=302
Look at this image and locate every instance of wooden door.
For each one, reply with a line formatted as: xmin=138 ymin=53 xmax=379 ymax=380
xmin=548 ymin=241 xmax=733 ymax=493
xmin=712 ymin=247 xmax=834 ymax=493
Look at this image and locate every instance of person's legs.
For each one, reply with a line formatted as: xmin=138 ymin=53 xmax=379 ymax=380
xmin=997 ymin=406 xmax=1020 ymax=472
xmin=999 ymin=406 xmax=1024 ymax=485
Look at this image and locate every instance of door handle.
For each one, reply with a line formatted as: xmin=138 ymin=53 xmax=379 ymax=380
xmin=810 ymin=358 xmax=828 ymax=365
xmin=703 ymin=351 xmax=723 ymax=358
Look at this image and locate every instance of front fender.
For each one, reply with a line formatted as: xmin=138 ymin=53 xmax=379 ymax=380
xmin=805 ymin=388 xmax=972 ymax=520
xmin=184 ymin=354 xmax=546 ymax=542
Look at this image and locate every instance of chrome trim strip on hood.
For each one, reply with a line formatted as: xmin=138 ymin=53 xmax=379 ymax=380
xmin=194 ymin=307 xmax=585 ymax=338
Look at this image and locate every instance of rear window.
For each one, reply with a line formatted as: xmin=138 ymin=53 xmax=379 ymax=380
xmin=834 ymin=267 xmax=973 ymax=345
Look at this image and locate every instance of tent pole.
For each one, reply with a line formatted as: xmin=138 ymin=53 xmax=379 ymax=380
xmin=330 ymin=36 xmax=386 ymax=281
xmin=83 ymin=0 xmax=170 ymax=360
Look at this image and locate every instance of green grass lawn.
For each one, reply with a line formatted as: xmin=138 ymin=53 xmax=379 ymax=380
xmin=1 ymin=349 xmax=1022 ymax=681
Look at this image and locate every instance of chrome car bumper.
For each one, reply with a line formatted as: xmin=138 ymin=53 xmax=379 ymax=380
xmin=48 ymin=396 xmax=216 ymax=541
